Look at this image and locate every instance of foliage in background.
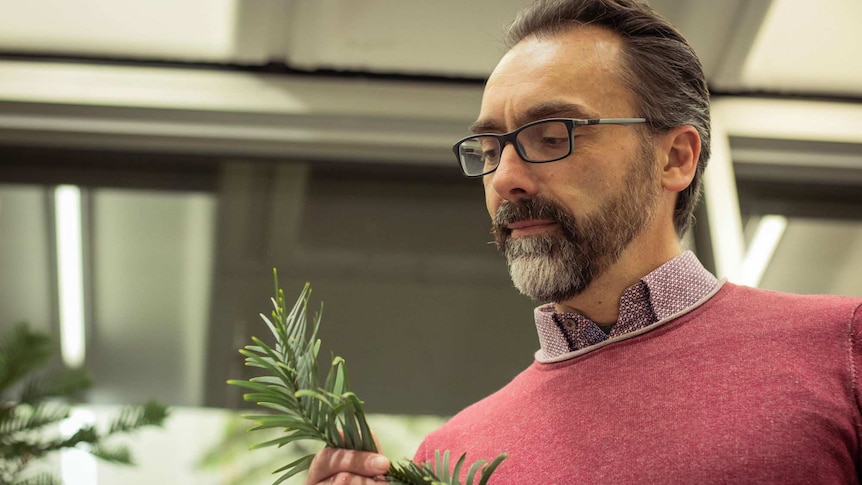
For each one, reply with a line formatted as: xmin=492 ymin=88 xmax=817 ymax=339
xmin=228 ymin=271 xmax=506 ymax=485
xmin=0 ymin=322 xmax=168 ymax=485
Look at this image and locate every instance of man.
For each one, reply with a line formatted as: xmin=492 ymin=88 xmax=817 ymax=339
xmin=306 ymin=0 xmax=862 ymax=483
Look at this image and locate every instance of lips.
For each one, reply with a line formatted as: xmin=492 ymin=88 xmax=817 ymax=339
xmin=492 ymin=198 xmax=567 ymax=249
xmin=506 ymin=219 xmax=557 ymax=236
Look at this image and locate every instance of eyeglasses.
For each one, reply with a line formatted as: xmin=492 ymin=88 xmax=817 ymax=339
xmin=453 ymin=117 xmax=647 ymax=177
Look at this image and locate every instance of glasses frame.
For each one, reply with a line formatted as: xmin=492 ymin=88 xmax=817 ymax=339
xmin=453 ymin=117 xmax=648 ymax=177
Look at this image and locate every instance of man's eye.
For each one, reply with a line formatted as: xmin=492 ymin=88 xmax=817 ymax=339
xmin=542 ymin=137 xmax=567 ymax=146
xmin=483 ymin=149 xmax=500 ymax=161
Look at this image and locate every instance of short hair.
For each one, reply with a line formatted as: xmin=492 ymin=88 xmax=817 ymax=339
xmin=506 ymin=0 xmax=710 ymax=237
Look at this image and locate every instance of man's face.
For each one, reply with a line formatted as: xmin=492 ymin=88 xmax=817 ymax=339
xmin=477 ymin=26 xmax=662 ymax=302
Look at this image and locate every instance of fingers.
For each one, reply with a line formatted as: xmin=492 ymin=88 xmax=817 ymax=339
xmin=304 ymin=448 xmax=391 ymax=485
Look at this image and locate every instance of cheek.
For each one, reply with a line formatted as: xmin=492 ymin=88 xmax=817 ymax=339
xmin=572 ymin=152 xmax=624 ymax=194
xmin=485 ymin=193 xmax=498 ymax=219
xmin=484 ymin=179 xmax=498 ymax=218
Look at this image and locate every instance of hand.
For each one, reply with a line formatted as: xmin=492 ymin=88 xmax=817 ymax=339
xmin=304 ymin=448 xmax=391 ymax=484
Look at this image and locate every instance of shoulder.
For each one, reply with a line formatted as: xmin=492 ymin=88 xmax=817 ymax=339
xmin=705 ymin=283 xmax=862 ymax=321
xmin=685 ymin=283 xmax=862 ymax=351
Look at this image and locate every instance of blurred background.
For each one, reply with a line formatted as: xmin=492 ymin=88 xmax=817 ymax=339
xmin=1 ymin=0 xmax=861 ymax=483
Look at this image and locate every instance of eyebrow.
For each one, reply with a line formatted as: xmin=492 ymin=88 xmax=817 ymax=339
xmin=469 ymin=101 xmax=600 ymax=134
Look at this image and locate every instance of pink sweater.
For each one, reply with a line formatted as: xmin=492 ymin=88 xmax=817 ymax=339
xmin=415 ymin=284 xmax=862 ymax=484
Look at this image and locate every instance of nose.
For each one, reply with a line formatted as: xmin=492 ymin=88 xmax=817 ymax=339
xmin=487 ymin=142 xmax=539 ymax=202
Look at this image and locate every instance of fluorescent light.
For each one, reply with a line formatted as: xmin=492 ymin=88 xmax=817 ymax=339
xmin=60 ymin=408 xmax=98 ymax=485
xmin=737 ymin=215 xmax=788 ymax=288
xmin=712 ymin=97 xmax=862 ymax=144
xmin=55 ymin=185 xmax=86 ymax=368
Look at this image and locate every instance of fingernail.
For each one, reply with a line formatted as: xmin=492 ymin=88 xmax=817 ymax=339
xmin=371 ymin=455 xmax=390 ymax=472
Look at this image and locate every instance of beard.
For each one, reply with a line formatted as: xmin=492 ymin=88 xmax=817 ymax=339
xmin=492 ymin=145 xmax=660 ymax=303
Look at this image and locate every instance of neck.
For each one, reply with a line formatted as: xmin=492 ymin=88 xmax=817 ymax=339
xmin=554 ymin=235 xmax=682 ymax=325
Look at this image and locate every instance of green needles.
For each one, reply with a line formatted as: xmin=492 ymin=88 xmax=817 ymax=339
xmin=228 ymin=271 xmax=506 ymax=485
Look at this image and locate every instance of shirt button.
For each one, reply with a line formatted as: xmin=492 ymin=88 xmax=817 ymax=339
xmin=563 ymin=318 xmax=576 ymax=330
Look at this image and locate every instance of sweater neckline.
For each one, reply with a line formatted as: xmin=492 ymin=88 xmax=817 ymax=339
xmin=533 ymin=251 xmax=720 ymax=361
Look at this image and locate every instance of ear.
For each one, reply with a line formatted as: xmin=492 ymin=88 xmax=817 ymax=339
xmin=659 ymin=125 xmax=701 ymax=193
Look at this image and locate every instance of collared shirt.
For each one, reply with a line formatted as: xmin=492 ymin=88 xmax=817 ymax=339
xmin=534 ymin=251 xmax=720 ymax=360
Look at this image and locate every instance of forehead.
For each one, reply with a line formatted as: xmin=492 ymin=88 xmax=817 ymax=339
xmin=476 ymin=25 xmax=636 ymax=132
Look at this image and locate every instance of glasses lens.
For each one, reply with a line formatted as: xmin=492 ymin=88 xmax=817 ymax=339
xmin=459 ymin=136 xmax=500 ymax=176
xmin=517 ymin=120 xmax=570 ymax=162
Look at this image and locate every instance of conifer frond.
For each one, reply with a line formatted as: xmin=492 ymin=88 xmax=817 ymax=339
xmin=230 ymin=270 xmax=506 ymax=485
xmin=107 ymin=400 xmax=170 ymax=434
xmin=89 ymin=443 xmax=133 ymax=465
xmin=18 ymin=368 xmax=92 ymax=405
xmin=10 ymin=471 xmax=61 ymax=485
xmin=0 ymin=322 xmax=169 ymax=483
xmin=386 ymin=450 xmax=508 ymax=485
xmin=0 ymin=403 xmax=70 ymax=437
xmin=36 ymin=424 xmax=99 ymax=454
xmin=0 ymin=323 xmax=53 ymax=395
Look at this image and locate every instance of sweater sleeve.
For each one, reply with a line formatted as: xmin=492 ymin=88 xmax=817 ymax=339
xmin=850 ymin=301 xmax=862 ymax=471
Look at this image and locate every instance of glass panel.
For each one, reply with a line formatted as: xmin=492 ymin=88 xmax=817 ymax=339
xmin=733 ymin=136 xmax=862 ymax=297
xmin=0 ymin=185 xmax=52 ymax=334
xmin=756 ymin=217 xmax=862 ymax=297
xmin=89 ymin=189 xmax=216 ymax=407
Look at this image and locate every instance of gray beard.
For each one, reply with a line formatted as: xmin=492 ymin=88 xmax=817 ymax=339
xmin=495 ymin=198 xmax=624 ymax=303
xmin=504 ymin=230 xmax=594 ymax=303
xmin=492 ymin=150 xmax=658 ymax=303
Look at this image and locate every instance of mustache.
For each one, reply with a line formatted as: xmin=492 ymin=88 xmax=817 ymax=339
xmin=493 ymin=197 xmax=574 ymax=232
xmin=491 ymin=197 xmax=579 ymax=251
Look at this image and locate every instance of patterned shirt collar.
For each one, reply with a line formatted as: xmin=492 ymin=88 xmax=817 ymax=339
xmin=534 ymin=251 xmax=719 ymax=360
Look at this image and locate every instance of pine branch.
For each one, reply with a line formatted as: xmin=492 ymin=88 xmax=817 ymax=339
xmin=10 ymin=471 xmax=61 ymax=485
xmin=107 ymin=400 xmax=169 ymax=434
xmin=18 ymin=368 xmax=92 ymax=405
xmin=229 ymin=270 xmax=506 ymax=485
xmin=0 ymin=322 xmax=169 ymax=483
xmin=0 ymin=323 xmax=53 ymax=396
xmin=0 ymin=403 xmax=70 ymax=438
xmin=89 ymin=443 xmax=133 ymax=465
xmin=386 ymin=450 xmax=507 ymax=485
xmin=0 ymin=424 xmax=97 ymax=463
